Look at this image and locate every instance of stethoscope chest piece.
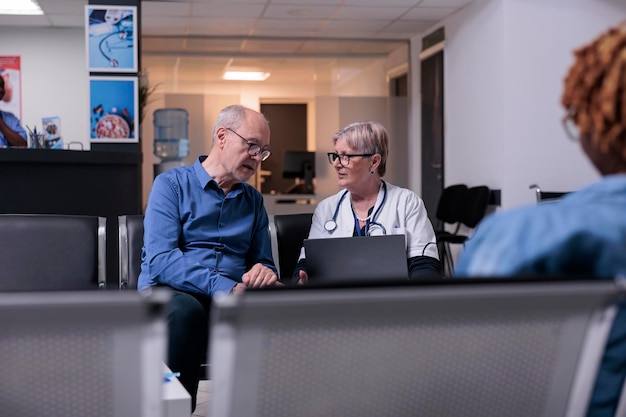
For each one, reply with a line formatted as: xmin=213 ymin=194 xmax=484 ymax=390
xmin=324 ymin=220 xmax=337 ymax=232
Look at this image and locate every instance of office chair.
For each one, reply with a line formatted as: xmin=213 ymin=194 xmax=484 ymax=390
xmin=0 ymin=214 xmax=106 ymax=291
xmin=118 ymin=214 xmax=144 ymax=290
xmin=268 ymin=213 xmax=313 ymax=283
xmin=529 ymin=184 xmax=570 ymax=202
xmin=437 ymin=185 xmax=491 ymax=275
xmin=433 ymin=184 xmax=469 ymax=274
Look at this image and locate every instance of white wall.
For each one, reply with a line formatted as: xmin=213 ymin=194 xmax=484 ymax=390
xmin=0 ymin=27 xmax=90 ymax=150
xmin=442 ymin=0 xmax=626 ymax=209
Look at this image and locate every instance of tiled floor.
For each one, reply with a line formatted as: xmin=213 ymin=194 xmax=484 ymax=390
xmin=192 ymin=380 xmax=213 ymax=417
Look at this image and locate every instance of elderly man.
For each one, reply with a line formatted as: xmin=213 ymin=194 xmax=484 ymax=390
xmin=138 ymin=104 xmax=279 ymax=410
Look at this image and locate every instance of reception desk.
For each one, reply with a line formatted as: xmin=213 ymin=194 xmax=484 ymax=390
xmin=0 ymin=148 xmax=143 ymax=287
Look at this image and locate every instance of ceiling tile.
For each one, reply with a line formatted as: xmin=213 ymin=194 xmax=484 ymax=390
xmin=401 ymin=6 xmax=457 ymax=20
xmin=323 ymin=19 xmax=390 ymax=34
xmin=185 ymin=17 xmax=259 ymax=36
xmin=344 ymin=0 xmax=418 ymax=5
xmin=333 ymin=6 xmax=410 ymax=20
xmin=378 ymin=20 xmax=437 ymax=34
xmin=48 ymin=14 xmax=84 ymax=27
xmin=271 ymin=0 xmax=343 ymax=5
xmin=255 ymin=18 xmax=325 ymax=31
xmin=241 ymin=39 xmax=306 ymax=54
xmin=418 ymin=0 xmax=473 ymax=7
xmin=142 ymin=2 xmax=192 ymax=17
xmin=263 ymin=4 xmax=339 ymax=20
xmin=0 ymin=15 xmax=50 ymax=27
xmin=38 ymin=0 xmax=85 ymax=15
xmin=141 ymin=16 xmax=190 ymax=35
xmin=191 ymin=2 xmax=266 ymax=18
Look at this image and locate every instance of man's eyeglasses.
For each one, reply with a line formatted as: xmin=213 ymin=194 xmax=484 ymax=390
xmin=327 ymin=152 xmax=373 ymax=166
xmin=226 ymin=127 xmax=272 ymax=161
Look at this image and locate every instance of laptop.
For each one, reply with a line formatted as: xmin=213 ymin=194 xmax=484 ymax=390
xmin=209 ymin=279 xmax=622 ymax=417
xmin=303 ymin=234 xmax=408 ymax=283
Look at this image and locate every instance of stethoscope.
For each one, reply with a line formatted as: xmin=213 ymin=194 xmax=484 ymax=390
xmin=99 ymin=19 xmax=134 ymax=67
xmin=324 ymin=181 xmax=388 ymax=236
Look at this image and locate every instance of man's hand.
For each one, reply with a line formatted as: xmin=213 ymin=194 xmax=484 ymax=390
xmin=297 ymin=269 xmax=308 ymax=285
xmin=241 ymin=263 xmax=279 ymax=288
xmin=231 ymin=282 xmax=246 ymax=295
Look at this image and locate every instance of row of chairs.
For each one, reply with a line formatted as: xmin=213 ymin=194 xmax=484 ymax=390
xmin=3 ymin=198 xmax=503 ymax=292
xmin=118 ymin=213 xmax=314 ymax=290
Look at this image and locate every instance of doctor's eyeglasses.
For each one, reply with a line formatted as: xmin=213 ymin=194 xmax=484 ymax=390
xmin=226 ymin=127 xmax=272 ymax=161
xmin=327 ymin=152 xmax=373 ymax=166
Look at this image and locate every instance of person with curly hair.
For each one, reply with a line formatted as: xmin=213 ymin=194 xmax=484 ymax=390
xmin=455 ymin=22 xmax=626 ymax=416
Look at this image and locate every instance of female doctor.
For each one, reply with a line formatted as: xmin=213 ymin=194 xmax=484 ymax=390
xmin=293 ymin=121 xmax=442 ymax=284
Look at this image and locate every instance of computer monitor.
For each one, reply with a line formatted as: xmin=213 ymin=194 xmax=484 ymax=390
xmin=282 ymin=150 xmax=315 ymax=194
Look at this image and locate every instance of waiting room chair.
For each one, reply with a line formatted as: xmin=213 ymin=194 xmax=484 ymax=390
xmin=433 ymin=184 xmax=469 ymax=274
xmin=268 ymin=213 xmax=314 ymax=283
xmin=0 ymin=214 xmax=106 ymax=291
xmin=529 ymin=184 xmax=570 ymax=202
xmin=210 ymin=278 xmax=621 ymax=417
xmin=0 ymin=289 xmax=169 ymax=417
xmin=437 ymin=185 xmax=491 ymax=275
xmin=118 ymin=214 xmax=145 ymax=290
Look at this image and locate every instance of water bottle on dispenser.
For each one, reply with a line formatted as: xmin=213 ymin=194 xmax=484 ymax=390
xmin=153 ymin=108 xmax=190 ymax=177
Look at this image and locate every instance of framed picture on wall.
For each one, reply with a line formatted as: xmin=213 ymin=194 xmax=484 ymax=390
xmin=85 ymin=5 xmax=137 ymax=72
xmin=0 ymin=56 xmax=22 ymax=120
xmin=89 ymin=76 xmax=138 ymax=143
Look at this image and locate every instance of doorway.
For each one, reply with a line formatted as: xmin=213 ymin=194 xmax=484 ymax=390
xmin=420 ymin=48 xmax=444 ymax=224
xmin=260 ymin=103 xmax=308 ymax=194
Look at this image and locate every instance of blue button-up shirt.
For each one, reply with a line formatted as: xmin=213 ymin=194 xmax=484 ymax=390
xmin=138 ymin=156 xmax=276 ymax=296
xmin=0 ymin=110 xmax=27 ymax=147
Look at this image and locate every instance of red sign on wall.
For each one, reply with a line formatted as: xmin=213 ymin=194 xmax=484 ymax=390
xmin=0 ymin=56 xmax=22 ymax=120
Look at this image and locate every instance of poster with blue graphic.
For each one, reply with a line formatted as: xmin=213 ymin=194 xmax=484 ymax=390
xmin=85 ymin=5 xmax=137 ymax=72
xmin=89 ymin=76 xmax=138 ymax=143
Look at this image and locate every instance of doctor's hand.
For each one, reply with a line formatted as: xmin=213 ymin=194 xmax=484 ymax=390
xmin=297 ymin=270 xmax=308 ymax=285
xmin=242 ymin=263 xmax=279 ymax=288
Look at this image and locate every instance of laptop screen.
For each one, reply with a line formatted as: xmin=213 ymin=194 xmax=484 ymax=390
xmin=303 ymin=234 xmax=408 ymax=283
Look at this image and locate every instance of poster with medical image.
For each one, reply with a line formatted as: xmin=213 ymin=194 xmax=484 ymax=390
xmin=89 ymin=76 xmax=138 ymax=143
xmin=0 ymin=56 xmax=21 ymax=120
xmin=85 ymin=5 xmax=137 ymax=72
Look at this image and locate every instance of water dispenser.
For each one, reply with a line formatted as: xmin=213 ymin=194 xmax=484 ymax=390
xmin=153 ymin=108 xmax=190 ymax=177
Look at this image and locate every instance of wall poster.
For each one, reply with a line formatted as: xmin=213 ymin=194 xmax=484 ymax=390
xmin=89 ymin=76 xmax=138 ymax=143
xmin=85 ymin=5 xmax=138 ymax=72
xmin=0 ymin=56 xmax=21 ymax=120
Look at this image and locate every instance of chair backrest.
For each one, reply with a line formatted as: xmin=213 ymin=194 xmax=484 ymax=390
xmin=0 ymin=289 xmax=170 ymax=417
xmin=268 ymin=213 xmax=313 ymax=282
xmin=461 ymin=185 xmax=491 ymax=228
xmin=0 ymin=214 xmax=106 ymax=291
xmin=118 ymin=214 xmax=144 ymax=290
xmin=210 ymin=279 xmax=621 ymax=417
xmin=435 ymin=184 xmax=468 ymax=227
xmin=529 ymin=184 xmax=569 ymax=203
